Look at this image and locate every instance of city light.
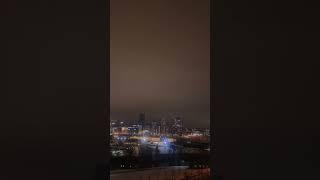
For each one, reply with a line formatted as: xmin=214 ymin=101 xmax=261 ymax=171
xmin=141 ymin=137 xmax=147 ymax=144
xmin=110 ymin=115 xmax=210 ymax=173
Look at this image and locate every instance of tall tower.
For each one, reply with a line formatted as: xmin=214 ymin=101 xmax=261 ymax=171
xmin=173 ymin=117 xmax=183 ymax=135
xmin=138 ymin=112 xmax=145 ymax=130
xmin=160 ymin=118 xmax=166 ymax=135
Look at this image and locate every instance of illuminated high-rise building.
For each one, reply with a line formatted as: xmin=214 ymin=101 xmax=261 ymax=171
xmin=138 ymin=112 xmax=145 ymax=131
xmin=160 ymin=118 xmax=167 ymax=135
xmin=151 ymin=120 xmax=160 ymax=135
xmin=171 ymin=117 xmax=183 ymax=135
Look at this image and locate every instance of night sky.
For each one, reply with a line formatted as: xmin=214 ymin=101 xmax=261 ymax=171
xmin=110 ymin=0 xmax=210 ymax=128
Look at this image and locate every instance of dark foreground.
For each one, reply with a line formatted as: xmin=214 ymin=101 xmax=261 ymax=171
xmin=110 ymin=153 xmax=210 ymax=170
xmin=110 ymin=166 xmax=210 ymax=180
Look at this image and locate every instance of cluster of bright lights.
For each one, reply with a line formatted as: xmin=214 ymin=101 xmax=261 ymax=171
xmin=116 ymin=136 xmax=127 ymax=141
xmin=111 ymin=150 xmax=124 ymax=157
xmin=140 ymin=136 xmax=147 ymax=144
xmin=120 ymin=164 xmax=133 ymax=168
xmin=162 ymin=137 xmax=170 ymax=146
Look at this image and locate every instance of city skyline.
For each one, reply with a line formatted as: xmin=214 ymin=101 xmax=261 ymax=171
xmin=110 ymin=0 xmax=210 ymax=128
xmin=110 ymin=112 xmax=208 ymax=129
